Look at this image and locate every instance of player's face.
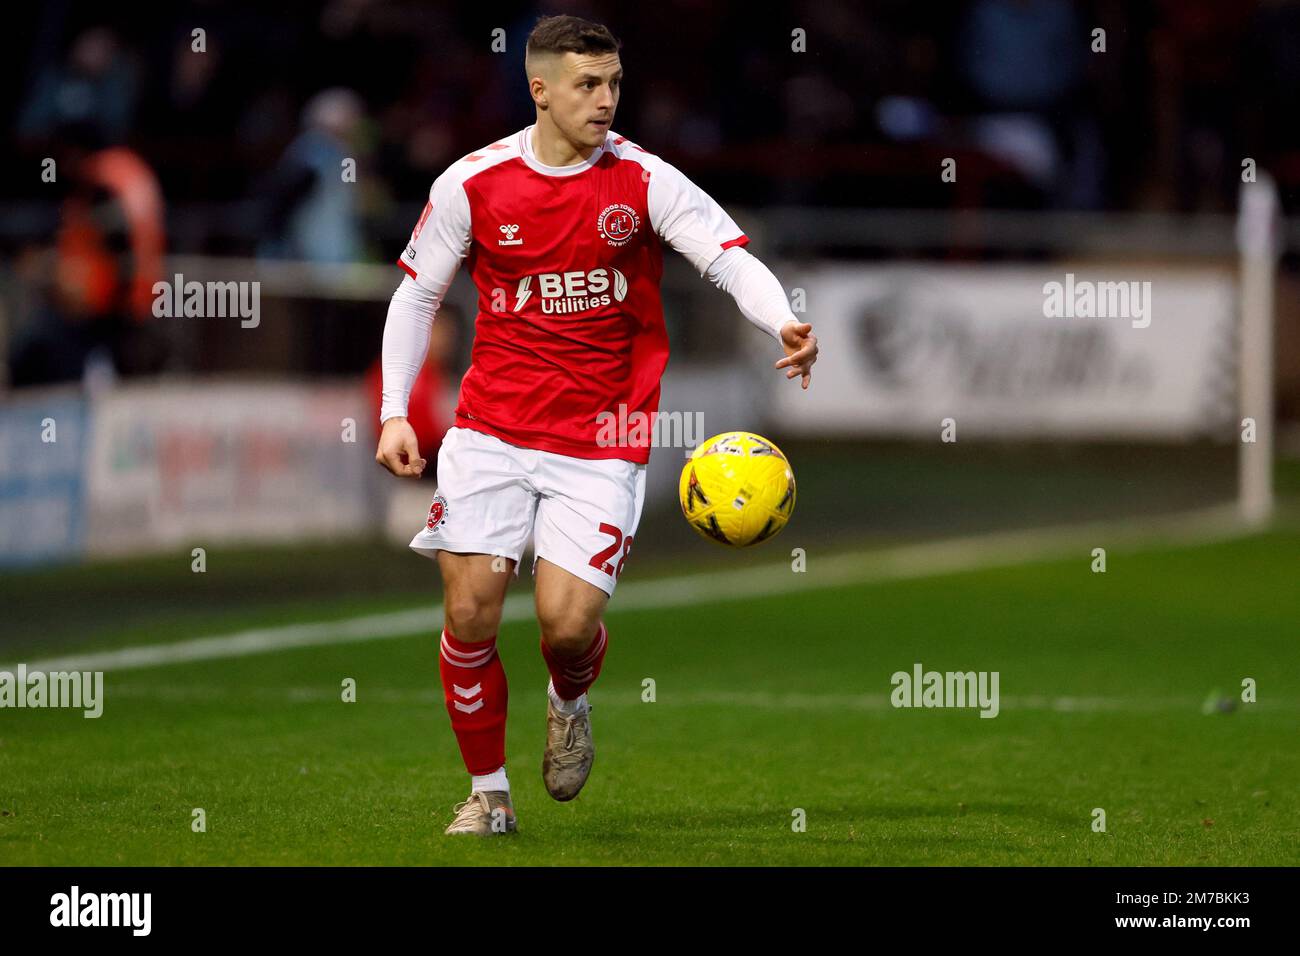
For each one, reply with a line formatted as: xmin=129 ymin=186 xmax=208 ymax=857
xmin=549 ymin=52 xmax=622 ymax=149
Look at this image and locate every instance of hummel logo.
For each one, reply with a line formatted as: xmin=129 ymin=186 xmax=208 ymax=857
xmin=453 ymin=682 xmax=484 ymax=714
xmin=498 ymin=223 xmax=523 ymax=246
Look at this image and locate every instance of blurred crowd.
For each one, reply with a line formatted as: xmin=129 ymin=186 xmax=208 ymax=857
xmin=4 ymin=0 xmax=1300 ymax=389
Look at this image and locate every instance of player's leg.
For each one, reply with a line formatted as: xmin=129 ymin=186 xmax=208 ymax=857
xmin=408 ymin=426 xmax=537 ymax=834
xmin=535 ymin=556 xmax=610 ymax=697
xmin=532 ymin=454 xmax=646 ymax=801
xmin=534 ymin=560 xmax=610 ymax=802
xmin=437 ymin=551 xmax=518 ymax=834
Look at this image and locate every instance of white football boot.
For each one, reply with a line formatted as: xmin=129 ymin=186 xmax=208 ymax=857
xmin=444 ymin=790 xmax=517 ymax=836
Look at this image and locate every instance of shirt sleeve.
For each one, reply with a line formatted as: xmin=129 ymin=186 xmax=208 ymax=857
xmin=380 ymin=274 xmax=448 ymax=425
xmin=397 ymin=170 xmax=471 ymax=294
xmin=704 ymin=246 xmax=796 ymax=341
xmin=646 ymin=158 xmax=750 ymax=275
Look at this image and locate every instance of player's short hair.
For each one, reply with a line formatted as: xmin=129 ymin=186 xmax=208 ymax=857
xmin=525 ymin=15 xmax=621 ymax=78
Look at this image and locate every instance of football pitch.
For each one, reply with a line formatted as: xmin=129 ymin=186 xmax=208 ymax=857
xmin=1 ymin=522 xmax=1297 ymax=866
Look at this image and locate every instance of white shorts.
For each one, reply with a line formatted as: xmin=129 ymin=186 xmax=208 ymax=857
xmin=410 ymin=426 xmax=647 ymax=596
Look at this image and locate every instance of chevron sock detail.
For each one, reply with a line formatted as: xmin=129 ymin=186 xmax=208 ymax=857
xmin=439 ymin=629 xmax=508 ymax=776
xmin=540 ymin=621 xmax=608 ymax=701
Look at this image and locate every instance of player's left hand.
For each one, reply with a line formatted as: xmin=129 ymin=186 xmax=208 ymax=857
xmin=775 ymin=321 xmax=818 ymax=389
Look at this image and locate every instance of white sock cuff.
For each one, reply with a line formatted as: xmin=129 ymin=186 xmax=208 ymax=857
xmin=471 ymin=765 xmax=509 ymax=794
xmin=548 ymin=681 xmax=589 ymax=715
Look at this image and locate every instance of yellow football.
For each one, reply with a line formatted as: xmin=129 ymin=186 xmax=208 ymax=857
xmin=678 ymin=431 xmax=796 ymax=547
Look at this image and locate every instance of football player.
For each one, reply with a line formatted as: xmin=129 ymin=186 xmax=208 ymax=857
xmin=376 ymin=14 xmax=818 ymax=835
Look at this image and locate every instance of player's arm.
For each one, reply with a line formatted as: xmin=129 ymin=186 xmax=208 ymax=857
xmin=704 ymin=248 xmax=817 ymax=389
xmin=376 ymin=173 xmax=471 ymax=478
xmin=647 ymin=158 xmax=818 ymax=388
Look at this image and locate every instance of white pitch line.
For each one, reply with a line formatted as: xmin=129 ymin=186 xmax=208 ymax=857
xmin=100 ymin=683 xmax=1299 ymax=713
xmin=6 ymin=504 xmax=1251 ymax=675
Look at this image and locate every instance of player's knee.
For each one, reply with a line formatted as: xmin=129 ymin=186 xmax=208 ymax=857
xmin=443 ymin=593 xmax=503 ymax=643
xmin=538 ymin=610 xmax=601 ymax=658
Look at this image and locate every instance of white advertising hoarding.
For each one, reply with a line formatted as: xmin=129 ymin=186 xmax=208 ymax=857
xmin=85 ymin=382 xmax=377 ymax=556
xmin=768 ymin=264 xmax=1237 ymax=439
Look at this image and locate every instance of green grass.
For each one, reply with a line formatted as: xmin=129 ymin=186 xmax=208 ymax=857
xmin=0 ymin=529 xmax=1297 ymax=865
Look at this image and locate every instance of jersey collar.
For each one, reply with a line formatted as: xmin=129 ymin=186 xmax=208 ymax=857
xmin=518 ymin=124 xmax=606 ymax=177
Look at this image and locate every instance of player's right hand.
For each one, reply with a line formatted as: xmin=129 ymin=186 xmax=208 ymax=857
xmin=375 ymin=417 xmax=427 ymax=478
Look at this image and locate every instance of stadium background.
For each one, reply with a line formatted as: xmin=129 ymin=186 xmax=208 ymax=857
xmin=0 ymin=1 xmax=1297 ymax=866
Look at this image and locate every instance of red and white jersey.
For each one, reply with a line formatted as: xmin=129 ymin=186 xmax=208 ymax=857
xmin=397 ymin=125 xmax=749 ymax=464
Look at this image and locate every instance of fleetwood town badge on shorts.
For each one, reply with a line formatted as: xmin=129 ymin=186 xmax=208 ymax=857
xmin=426 ymin=494 xmax=449 ymax=532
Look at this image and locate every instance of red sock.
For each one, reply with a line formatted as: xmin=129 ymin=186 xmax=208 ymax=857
xmin=540 ymin=622 xmax=608 ymax=701
xmin=438 ymin=629 xmax=508 ymax=776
